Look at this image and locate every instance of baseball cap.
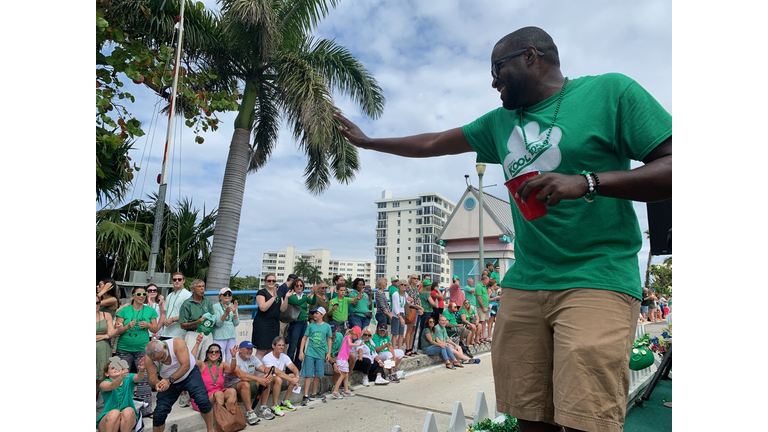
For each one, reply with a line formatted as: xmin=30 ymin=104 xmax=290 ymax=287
xmin=310 ymin=306 xmax=326 ymax=316
xmin=422 ymin=279 xmax=432 ymax=287
xmin=390 ymin=276 xmax=399 ymax=282
xmin=219 ymin=287 xmax=232 ymax=295
xmin=377 ymin=323 xmax=388 ymax=331
xmin=238 ymin=341 xmax=255 ymax=349
xmin=449 ymin=302 xmax=458 ymax=311
xmin=330 ymin=323 xmax=338 ymax=332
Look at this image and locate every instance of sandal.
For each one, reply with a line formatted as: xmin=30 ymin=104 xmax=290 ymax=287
xmin=445 ymin=363 xmax=456 ymax=370
xmin=453 ymin=361 xmax=464 ymax=368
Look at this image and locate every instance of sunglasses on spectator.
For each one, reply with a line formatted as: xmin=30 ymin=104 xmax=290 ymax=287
xmin=134 ymin=292 xmax=147 ymax=296
xmin=363 ymin=334 xmax=371 ymax=337
xmin=399 ymin=283 xmax=407 ymax=286
xmin=221 ymin=292 xmax=232 ymax=297
xmin=266 ymin=279 xmax=276 ymax=283
xmin=147 ymin=289 xmax=158 ymax=293
xmin=207 ymin=350 xmax=221 ymax=354
xmin=295 ymin=284 xmax=304 ymax=288
xmin=173 ymin=278 xmax=184 ymax=282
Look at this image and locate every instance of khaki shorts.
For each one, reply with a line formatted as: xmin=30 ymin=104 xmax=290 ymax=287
xmin=476 ymin=306 xmax=489 ymax=322
xmin=492 ymin=288 xmax=639 ymax=432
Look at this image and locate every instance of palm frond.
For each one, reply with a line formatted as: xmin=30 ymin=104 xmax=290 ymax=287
xmin=248 ymin=80 xmax=281 ymax=172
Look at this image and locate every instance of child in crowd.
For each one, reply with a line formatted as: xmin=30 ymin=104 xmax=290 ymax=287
xmin=299 ymin=306 xmax=333 ymax=405
xmin=331 ymin=328 xmax=363 ymax=398
xmin=97 ymin=357 xmax=145 ymax=431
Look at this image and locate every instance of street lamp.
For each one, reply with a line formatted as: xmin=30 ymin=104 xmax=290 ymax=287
xmin=476 ymin=163 xmax=486 ymax=280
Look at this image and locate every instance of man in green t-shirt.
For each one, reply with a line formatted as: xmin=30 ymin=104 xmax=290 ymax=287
xmin=490 ymin=265 xmax=501 ymax=284
xmin=332 ymin=26 xmax=671 ymax=432
xmin=387 ymin=276 xmax=399 ymax=303
xmin=463 ymin=278 xmax=477 ymax=308
xmin=179 ymin=279 xmax=214 ymax=361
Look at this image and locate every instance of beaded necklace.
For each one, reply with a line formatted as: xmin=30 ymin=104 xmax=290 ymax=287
xmin=520 ymin=77 xmax=569 ymax=153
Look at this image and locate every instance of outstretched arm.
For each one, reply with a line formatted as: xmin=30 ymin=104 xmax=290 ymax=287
xmin=333 ymin=111 xmax=474 ymax=158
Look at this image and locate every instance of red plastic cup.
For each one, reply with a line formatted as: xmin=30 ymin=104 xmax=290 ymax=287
xmin=505 ymin=171 xmax=547 ymax=221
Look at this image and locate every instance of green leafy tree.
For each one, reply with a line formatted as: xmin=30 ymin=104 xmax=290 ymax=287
xmin=647 ymin=257 xmax=672 ymax=297
xmin=204 ymin=0 xmax=386 ymax=291
xmin=96 ymin=0 xmax=239 ymax=204
xmin=96 ymin=195 xmax=216 ymax=281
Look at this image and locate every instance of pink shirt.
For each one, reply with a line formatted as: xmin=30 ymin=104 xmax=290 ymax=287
xmin=449 ymin=283 xmax=465 ymax=307
xmin=337 ymin=335 xmax=356 ymax=361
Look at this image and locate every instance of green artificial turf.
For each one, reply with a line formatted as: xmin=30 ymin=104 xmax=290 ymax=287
xmin=624 ymin=377 xmax=672 ymax=432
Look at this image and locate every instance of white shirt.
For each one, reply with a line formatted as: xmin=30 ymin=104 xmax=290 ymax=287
xmin=163 ymin=288 xmax=192 ymax=338
xmin=391 ymin=291 xmax=408 ymax=315
xmin=261 ymin=352 xmax=293 ymax=374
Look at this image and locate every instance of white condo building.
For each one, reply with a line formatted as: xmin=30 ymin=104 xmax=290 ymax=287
xmin=374 ymin=190 xmax=456 ymax=286
xmin=261 ymin=245 xmax=373 ymax=286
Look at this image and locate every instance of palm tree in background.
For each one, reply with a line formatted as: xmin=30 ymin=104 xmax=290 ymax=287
xmin=204 ymin=0 xmax=385 ymax=290
xmin=292 ymin=257 xmax=323 ymax=284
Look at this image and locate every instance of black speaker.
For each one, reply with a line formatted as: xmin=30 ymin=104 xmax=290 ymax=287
xmin=646 ymin=199 xmax=672 ymax=255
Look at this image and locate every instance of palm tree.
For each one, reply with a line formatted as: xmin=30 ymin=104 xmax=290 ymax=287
xmin=204 ymin=0 xmax=385 ymax=290
xmin=304 ymin=266 xmax=323 ymax=285
xmin=292 ymin=257 xmax=314 ymax=279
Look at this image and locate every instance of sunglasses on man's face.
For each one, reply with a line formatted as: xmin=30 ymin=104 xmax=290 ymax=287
xmin=173 ymin=278 xmax=184 ymax=282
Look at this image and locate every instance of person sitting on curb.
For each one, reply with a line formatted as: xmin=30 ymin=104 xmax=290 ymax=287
xmin=359 ymin=327 xmax=390 ymax=385
xmin=459 ymin=299 xmax=481 ymax=346
xmin=442 ymin=302 xmax=471 ymax=350
xmin=189 ymin=336 xmax=240 ymax=416
xmin=438 ymin=314 xmax=480 ymax=365
xmin=372 ymin=322 xmax=404 ymax=382
xmin=420 ymin=316 xmax=462 ymax=369
xmin=260 ymin=336 xmax=301 ymax=416
xmin=97 ymin=357 xmax=145 ymax=432
xmin=222 ymin=340 xmax=273 ymax=425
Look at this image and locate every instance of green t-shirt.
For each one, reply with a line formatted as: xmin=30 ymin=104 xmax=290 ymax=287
xmin=419 ymin=291 xmax=434 ymax=314
xmin=476 ymin=284 xmax=489 ymax=308
xmin=464 ymin=285 xmax=477 ymax=306
xmin=463 ymin=73 xmax=671 ymax=300
xmin=116 ymin=305 xmax=158 ymax=352
xmin=348 ymin=289 xmax=371 ymax=315
xmin=330 ymin=331 xmax=344 ymax=357
xmin=329 ymin=296 xmax=353 ymax=322
xmin=490 ymin=271 xmax=500 ymax=283
xmin=420 ymin=327 xmax=436 ymax=350
xmin=442 ymin=309 xmax=458 ymax=326
xmin=372 ymin=333 xmax=391 ymax=353
xmin=459 ymin=307 xmax=475 ymax=324
xmin=388 ymin=285 xmax=398 ymax=303
xmin=303 ymin=321 xmax=332 ymax=359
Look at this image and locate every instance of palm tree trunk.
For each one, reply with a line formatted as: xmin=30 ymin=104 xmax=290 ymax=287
xmin=208 ymin=128 xmax=251 ymax=291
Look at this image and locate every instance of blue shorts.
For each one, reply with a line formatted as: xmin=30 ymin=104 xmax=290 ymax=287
xmin=300 ymin=355 xmax=326 ymax=378
xmin=640 ymin=306 xmax=649 ymax=313
xmin=391 ymin=314 xmax=405 ymax=335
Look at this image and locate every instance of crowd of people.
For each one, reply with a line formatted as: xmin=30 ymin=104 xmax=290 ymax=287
xmin=96 ymin=270 xmax=499 ymax=431
xmin=640 ymin=287 xmax=671 ymax=324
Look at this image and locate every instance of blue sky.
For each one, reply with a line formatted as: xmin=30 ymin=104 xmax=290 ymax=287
xmin=112 ymin=0 xmax=673 ymax=283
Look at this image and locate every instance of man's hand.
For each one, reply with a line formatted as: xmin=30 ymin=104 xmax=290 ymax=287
xmin=333 ymin=111 xmax=370 ymax=148
xmin=230 ymin=346 xmax=238 ymax=358
xmin=515 ymin=172 xmax=588 ymax=206
xmin=164 ymin=318 xmax=174 ymax=326
xmin=156 ymin=378 xmax=170 ymax=392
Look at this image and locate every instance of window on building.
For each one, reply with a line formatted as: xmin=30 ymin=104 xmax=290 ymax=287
xmin=393 ymin=202 xmax=400 ymax=208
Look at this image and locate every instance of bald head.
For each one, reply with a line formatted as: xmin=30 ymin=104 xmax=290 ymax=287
xmin=496 ymin=26 xmax=560 ymax=67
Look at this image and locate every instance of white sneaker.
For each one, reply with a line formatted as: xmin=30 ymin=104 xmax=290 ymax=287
xmin=178 ymin=393 xmax=191 ymax=408
xmin=361 ymin=376 xmax=370 ymax=387
xmin=374 ymin=376 xmax=389 ymax=385
xmin=245 ymin=411 xmax=260 ymax=426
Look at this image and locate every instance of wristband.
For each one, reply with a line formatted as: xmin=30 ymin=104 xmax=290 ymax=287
xmin=580 ymin=170 xmax=597 ymax=202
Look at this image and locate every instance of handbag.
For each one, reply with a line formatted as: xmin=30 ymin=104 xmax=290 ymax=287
xmin=279 ymin=303 xmax=301 ymax=323
xmin=404 ymin=307 xmax=416 ymax=324
xmin=213 ymin=401 xmax=247 ymax=432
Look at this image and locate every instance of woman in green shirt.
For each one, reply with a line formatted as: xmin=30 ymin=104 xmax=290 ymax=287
xmin=115 ymin=286 xmax=159 ymax=417
xmin=420 ymin=316 xmax=462 ymax=369
xmin=459 ymin=299 xmax=480 ymax=346
xmin=287 ymin=278 xmax=315 ymax=368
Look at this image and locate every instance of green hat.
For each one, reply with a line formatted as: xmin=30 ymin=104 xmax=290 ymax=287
xmin=390 ymin=276 xmax=399 ymax=282
xmin=422 ymin=279 xmax=432 ymax=287
xmin=452 ymin=275 xmax=459 ymax=280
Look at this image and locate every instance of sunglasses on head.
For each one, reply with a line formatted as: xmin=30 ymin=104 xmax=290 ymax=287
xmin=172 ymin=278 xmax=184 ymax=282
